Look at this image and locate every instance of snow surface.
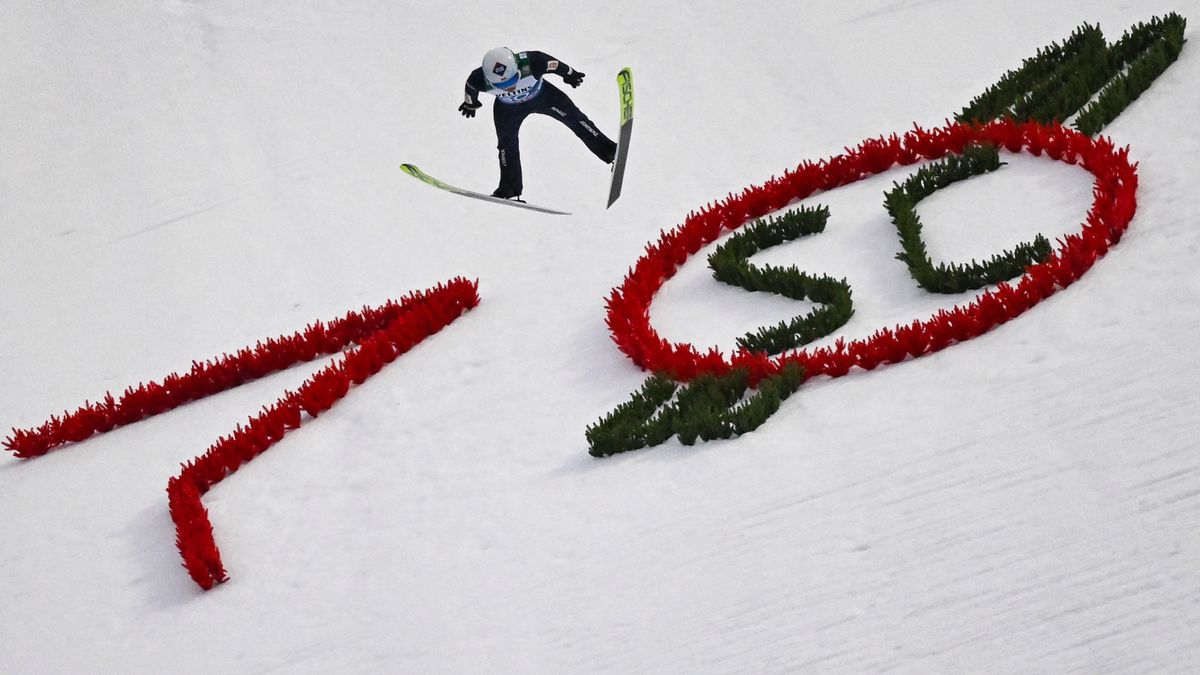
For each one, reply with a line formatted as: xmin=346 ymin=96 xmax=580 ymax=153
xmin=3 ymin=1 xmax=1200 ymax=672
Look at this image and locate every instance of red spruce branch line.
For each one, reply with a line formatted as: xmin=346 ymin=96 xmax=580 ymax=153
xmin=6 ymin=278 xmax=480 ymax=590
xmin=605 ymin=119 xmax=1137 ymax=386
xmin=170 ymin=278 xmax=479 ymax=589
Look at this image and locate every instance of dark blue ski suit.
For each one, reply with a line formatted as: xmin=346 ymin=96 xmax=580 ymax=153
xmin=461 ymin=50 xmax=616 ymax=198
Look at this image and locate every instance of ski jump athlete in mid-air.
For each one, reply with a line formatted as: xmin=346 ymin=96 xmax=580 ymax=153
xmin=459 ymin=47 xmax=617 ymax=200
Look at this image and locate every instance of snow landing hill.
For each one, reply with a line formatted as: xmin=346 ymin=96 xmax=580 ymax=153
xmin=3 ymin=1 xmax=1200 ymax=672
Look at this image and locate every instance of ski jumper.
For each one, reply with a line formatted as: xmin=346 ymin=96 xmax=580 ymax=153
xmin=464 ymin=51 xmax=617 ymax=197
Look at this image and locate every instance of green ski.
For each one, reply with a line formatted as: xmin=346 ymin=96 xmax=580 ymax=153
xmin=606 ymin=68 xmax=634 ymax=208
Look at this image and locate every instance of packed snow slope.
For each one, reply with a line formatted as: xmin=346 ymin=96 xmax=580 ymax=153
xmin=3 ymin=1 xmax=1200 ymax=672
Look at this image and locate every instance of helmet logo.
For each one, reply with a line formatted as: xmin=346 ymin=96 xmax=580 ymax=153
xmin=492 ymin=62 xmax=507 ymax=77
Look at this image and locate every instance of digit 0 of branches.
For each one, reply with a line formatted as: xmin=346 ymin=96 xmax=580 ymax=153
xmin=885 ymin=143 xmax=1052 ymax=294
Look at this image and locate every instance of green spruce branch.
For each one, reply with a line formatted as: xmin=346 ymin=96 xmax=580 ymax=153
xmin=957 ymin=13 xmax=1187 ymax=136
xmin=707 ymin=206 xmax=854 ymax=355
xmin=586 ymin=364 xmax=805 ymax=457
xmin=1074 ymin=14 xmax=1187 ymax=136
xmin=885 ymin=144 xmax=1052 ymax=294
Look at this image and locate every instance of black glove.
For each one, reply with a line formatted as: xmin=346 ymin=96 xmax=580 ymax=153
xmin=459 ymin=101 xmax=481 ymax=118
xmin=563 ymin=69 xmax=585 ymax=88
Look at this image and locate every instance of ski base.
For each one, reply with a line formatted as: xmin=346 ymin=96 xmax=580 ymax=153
xmin=400 ymin=164 xmax=571 ymax=215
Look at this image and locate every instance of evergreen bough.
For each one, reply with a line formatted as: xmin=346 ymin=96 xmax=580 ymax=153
xmin=885 ymin=143 xmax=1052 ymax=294
xmin=707 ymin=205 xmax=854 ymax=355
xmin=957 ymin=14 xmax=1187 ymax=137
xmin=586 ymin=364 xmax=804 ymax=457
xmin=958 ymin=24 xmax=1106 ymax=124
xmin=584 ymin=374 xmax=678 ymax=456
xmin=1074 ymin=14 xmax=1187 ymax=136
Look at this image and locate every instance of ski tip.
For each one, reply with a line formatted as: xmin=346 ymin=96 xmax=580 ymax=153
xmin=400 ymin=163 xmax=427 ymax=180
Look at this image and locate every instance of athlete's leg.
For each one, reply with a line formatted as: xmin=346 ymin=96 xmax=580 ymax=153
xmin=493 ymin=102 xmax=531 ymax=197
xmin=536 ymin=82 xmax=618 ymax=163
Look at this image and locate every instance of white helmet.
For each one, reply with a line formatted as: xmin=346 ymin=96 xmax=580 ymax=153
xmin=483 ymin=47 xmax=520 ymax=88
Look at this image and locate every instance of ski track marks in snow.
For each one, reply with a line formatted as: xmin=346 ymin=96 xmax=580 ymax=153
xmin=106 ymin=199 xmax=236 ymax=245
xmin=843 ymin=0 xmax=955 ymax=24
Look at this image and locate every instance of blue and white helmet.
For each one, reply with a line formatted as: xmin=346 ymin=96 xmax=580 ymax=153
xmin=483 ymin=47 xmax=520 ymax=89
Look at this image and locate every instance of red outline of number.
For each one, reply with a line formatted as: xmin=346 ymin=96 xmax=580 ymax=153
xmin=605 ymin=119 xmax=1136 ymax=384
